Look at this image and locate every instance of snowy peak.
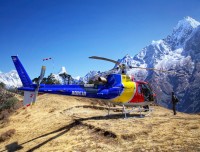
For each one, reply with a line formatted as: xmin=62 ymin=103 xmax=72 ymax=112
xmin=0 ymin=70 xmax=22 ymax=88
xmin=174 ymin=16 xmax=200 ymax=31
xmin=58 ymin=66 xmax=67 ymax=74
xmin=171 ymin=17 xmax=200 ymax=45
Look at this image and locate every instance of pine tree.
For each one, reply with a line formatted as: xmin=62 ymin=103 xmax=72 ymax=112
xmin=32 ymin=73 xmax=60 ymax=84
xmin=47 ymin=73 xmax=60 ymax=84
xmin=59 ymin=72 xmax=72 ymax=85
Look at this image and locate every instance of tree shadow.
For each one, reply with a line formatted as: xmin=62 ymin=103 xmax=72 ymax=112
xmin=3 ymin=113 xmax=144 ymax=152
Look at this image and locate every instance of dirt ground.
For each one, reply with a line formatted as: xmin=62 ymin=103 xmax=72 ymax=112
xmin=0 ymin=94 xmax=199 ymax=152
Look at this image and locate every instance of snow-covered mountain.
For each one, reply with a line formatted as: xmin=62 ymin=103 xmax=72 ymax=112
xmin=113 ymin=16 xmax=200 ymax=113
xmin=53 ymin=66 xmax=68 ymax=84
xmin=0 ymin=66 xmax=79 ymax=87
xmin=0 ymin=70 xmax=22 ymax=88
xmin=78 ymin=16 xmax=200 ymax=113
xmin=79 ymin=71 xmax=100 ymax=83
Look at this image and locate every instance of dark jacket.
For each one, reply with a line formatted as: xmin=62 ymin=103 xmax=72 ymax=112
xmin=172 ymin=94 xmax=178 ymax=104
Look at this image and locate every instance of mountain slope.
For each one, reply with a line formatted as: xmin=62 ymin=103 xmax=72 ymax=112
xmin=115 ymin=17 xmax=200 ymax=113
xmin=0 ymin=94 xmax=199 ymax=151
xmin=0 ymin=70 xmax=22 ymax=88
xmin=0 ymin=67 xmax=80 ymax=87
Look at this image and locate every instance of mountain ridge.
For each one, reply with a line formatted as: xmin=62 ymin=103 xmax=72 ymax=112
xmin=114 ymin=16 xmax=200 ymax=113
xmin=0 ymin=70 xmax=22 ymax=88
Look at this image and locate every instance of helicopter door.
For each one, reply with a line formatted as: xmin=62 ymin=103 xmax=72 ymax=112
xmin=141 ymin=84 xmax=153 ymax=101
xmin=137 ymin=84 xmax=144 ymax=102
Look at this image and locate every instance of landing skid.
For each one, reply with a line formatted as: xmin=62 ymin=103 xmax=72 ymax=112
xmin=106 ymin=104 xmax=154 ymax=119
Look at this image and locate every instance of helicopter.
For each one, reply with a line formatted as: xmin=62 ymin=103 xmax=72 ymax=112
xmin=11 ymin=55 xmax=175 ymax=118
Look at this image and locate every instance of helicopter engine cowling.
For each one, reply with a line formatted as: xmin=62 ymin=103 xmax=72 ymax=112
xmin=98 ymin=77 xmax=107 ymax=83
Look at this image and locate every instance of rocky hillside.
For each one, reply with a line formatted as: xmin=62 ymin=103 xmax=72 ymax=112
xmin=115 ymin=17 xmax=200 ymax=113
xmin=0 ymin=94 xmax=199 ymax=151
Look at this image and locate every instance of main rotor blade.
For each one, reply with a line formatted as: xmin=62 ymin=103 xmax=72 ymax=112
xmin=130 ymin=66 xmax=177 ymax=74
xmin=89 ymin=56 xmax=121 ymax=65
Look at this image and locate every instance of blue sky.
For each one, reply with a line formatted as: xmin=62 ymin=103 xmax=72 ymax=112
xmin=0 ymin=0 xmax=200 ymax=78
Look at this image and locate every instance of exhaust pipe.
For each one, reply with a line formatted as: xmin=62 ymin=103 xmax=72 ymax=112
xmin=98 ymin=77 xmax=107 ymax=83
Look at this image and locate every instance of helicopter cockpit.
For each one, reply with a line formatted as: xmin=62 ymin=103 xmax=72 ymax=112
xmin=138 ymin=83 xmax=154 ymax=102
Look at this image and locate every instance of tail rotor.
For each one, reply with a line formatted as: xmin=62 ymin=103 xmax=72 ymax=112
xmin=32 ymin=66 xmax=46 ymax=103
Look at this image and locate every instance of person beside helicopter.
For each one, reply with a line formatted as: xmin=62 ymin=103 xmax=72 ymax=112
xmin=172 ymin=92 xmax=179 ymax=115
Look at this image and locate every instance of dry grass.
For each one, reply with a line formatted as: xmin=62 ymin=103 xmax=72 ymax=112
xmin=0 ymin=94 xmax=199 ymax=152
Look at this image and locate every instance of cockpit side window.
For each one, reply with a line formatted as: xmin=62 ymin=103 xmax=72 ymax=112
xmin=141 ymin=83 xmax=153 ymax=101
xmin=138 ymin=85 xmax=142 ymax=94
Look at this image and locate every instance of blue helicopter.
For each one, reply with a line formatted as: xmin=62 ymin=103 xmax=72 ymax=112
xmin=12 ymin=56 xmax=174 ymax=117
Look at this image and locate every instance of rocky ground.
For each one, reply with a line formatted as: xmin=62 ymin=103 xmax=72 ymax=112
xmin=0 ymin=94 xmax=199 ymax=152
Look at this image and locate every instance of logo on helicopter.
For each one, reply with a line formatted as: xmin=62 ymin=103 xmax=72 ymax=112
xmin=72 ymin=91 xmax=87 ymax=96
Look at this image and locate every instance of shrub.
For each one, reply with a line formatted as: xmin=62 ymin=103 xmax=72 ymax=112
xmin=0 ymin=82 xmax=5 ymax=89
xmin=0 ymin=110 xmax=10 ymax=120
xmin=0 ymin=129 xmax=16 ymax=142
xmin=0 ymin=97 xmax=18 ymax=111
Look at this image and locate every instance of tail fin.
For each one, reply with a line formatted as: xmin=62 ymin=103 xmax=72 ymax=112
xmin=11 ymin=56 xmax=33 ymax=87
